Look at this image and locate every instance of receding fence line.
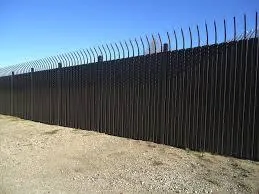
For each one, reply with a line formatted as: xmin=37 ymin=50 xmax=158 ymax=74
xmin=0 ymin=13 xmax=258 ymax=160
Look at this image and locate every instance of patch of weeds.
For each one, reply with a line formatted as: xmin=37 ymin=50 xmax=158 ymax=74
xmin=195 ymin=152 xmax=215 ymax=164
xmin=74 ymin=167 xmax=83 ymax=173
xmin=200 ymin=156 xmax=215 ymax=164
xmin=82 ymin=132 xmax=99 ymax=136
xmin=108 ymin=151 xmax=125 ymax=157
xmin=241 ymin=173 xmax=249 ymax=178
xmin=188 ymin=149 xmax=205 ymax=158
xmin=8 ymin=117 xmax=20 ymax=122
xmin=231 ymin=162 xmax=249 ymax=172
xmin=21 ymin=143 xmax=32 ymax=147
xmin=237 ymin=181 xmax=252 ymax=192
xmin=198 ymin=152 xmax=205 ymax=158
xmin=230 ymin=161 xmax=239 ymax=168
xmin=204 ymin=177 xmax=220 ymax=186
xmin=152 ymin=160 xmax=164 ymax=166
xmin=200 ymin=163 xmax=207 ymax=168
xmin=230 ymin=162 xmax=251 ymax=179
xmin=239 ymin=168 xmax=251 ymax=178
xmin=71 ymin=128 xmax=83 ymax=134
xmin=185 ymin=148 xmax=191 ymax=154
xmin=191 ymin=151 xmax=205 ymax=160
xmin=43 ymin=129 xmax=59 ymax=135
xmin=190 ymin=162 xmax=197 ymax=169
xmin=147 ymin=143 xmax=156 ymax=148
xmin=159 ymin=147 xmax=166 ymax=153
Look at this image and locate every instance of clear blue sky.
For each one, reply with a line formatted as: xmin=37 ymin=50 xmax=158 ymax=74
xmin=0 ymin=0 xmax=258 ymax=67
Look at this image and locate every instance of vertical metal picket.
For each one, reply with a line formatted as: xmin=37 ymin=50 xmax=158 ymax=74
xmin=11 ymin=71 xmax=14 ymax=116
xmin=30 ymin=68 xmax=34 ymax=120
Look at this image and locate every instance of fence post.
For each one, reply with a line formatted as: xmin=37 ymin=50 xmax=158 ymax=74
xmin=30 ymin=68 xmax=34 ymax=120
xmin=163 ymin=43 xmax=168 ymax=52
xmin=11 ymin=71 xmax=14 ymax=116
xmin=58 ymin=62 xmax=62 ymax=125
xmin=98 ymin=55 xmax=103 ymax=62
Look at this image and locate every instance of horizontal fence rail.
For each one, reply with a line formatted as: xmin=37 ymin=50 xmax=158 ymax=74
xmin=0 ymin=13 xmax=258 ymax=160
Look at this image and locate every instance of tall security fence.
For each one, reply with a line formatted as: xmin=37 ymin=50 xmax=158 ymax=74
xmin=0 ymin=14 xmax=258 ymax=160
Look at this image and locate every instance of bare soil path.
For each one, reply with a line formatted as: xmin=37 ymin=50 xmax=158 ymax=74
xmin=0 ymin=115 xmax=258 ymax=193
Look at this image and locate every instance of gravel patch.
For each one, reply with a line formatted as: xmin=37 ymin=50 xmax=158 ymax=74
xmin=0 ymin=114 xmax=259 ymax=193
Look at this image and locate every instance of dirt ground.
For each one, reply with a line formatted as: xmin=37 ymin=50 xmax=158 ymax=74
xmin=0 ymin=115 xmax=259 ymax=193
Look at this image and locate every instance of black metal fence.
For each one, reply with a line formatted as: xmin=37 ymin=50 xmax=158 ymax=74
xmin=0 ymin=14 xmax=258 ymax=160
